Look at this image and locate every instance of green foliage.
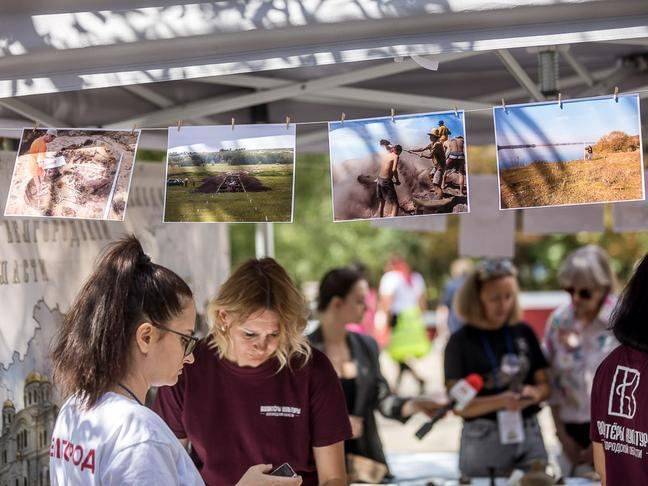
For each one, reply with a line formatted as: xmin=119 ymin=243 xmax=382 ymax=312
xmin=168 ymin=149 xmax=293 ymax=166
xmin=231 ymin=153 xmax=648 ymax=304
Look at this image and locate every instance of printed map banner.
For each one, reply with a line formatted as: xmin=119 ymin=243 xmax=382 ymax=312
xmin=0 ymin=153 xmax=229 ymax=412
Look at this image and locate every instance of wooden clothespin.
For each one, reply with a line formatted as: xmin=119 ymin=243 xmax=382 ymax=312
xmin=501 ymin=98 xmax=507 ymax=113
xmin=177 ymin=120 xmax=183 ymax=132
xmin=454 ymin=105 xmax=459 ymax=117
xmin=131 ymin=123 xmax=137 ymax=135
xmin=286 ymin=116 xmax=291 ymax=130
xmin=558 ymin=93 xmax=563 ymax=109
xmin=231 ymin=117 xmax=235 ymax=130
xmin=390 ymin=108 xmax=395 ymax=123
xmin=614 ymin=86 xmax=619 ymax=103
xmin=340 ymin=112 xmax=346 ymax=125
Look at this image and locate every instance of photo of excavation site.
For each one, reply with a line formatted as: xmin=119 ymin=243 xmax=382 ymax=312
xmin=164 ymin=124 xmax=295 ymax=223
xmin=4 ymin=128 xmax=140 ymax=220
xmin=495 ymin=94 xmax=644 ymax=210
xmin=328 ymin=111 xmax=469 ymax=222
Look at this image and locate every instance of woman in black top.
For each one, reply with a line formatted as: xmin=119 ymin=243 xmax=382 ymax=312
xmin=309 ymin=267 xmax=442 ymax=481
xmin=444 ymin=259 xmax=551 ymax=478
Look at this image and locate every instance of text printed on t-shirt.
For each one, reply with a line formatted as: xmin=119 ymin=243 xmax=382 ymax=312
xmin=50 ymin=436 xmax=96 ymax=474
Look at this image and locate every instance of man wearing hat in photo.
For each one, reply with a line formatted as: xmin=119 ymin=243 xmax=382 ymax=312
xmin=436 ymin=120 xmax=451 ymax=143
xmin=27 ymin=128 xmax=58 ymax=188
xmin=406 ymin=129 xmax=446 ymax=191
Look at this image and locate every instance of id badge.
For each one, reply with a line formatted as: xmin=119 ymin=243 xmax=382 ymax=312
xmin=497 ymin=410 xmax=525 ymax=444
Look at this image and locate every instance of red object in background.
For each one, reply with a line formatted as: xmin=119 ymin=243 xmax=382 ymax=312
xmin=426 ymin=327 xmax=438 ymax=342
xmin=519 ymin=291 xmax=571 ymax=339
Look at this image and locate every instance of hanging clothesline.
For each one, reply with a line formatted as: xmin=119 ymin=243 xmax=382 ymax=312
xmin=0 ymin=89 xmax=644 ymax=132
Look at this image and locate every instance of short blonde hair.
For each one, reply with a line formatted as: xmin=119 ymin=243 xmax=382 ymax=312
xmin=207 ymin=258 xmax=311 ymax=370
xmin=454 ymin=259 xmax=522 ymax=327
xmin=558 ymin=245 xmax=617 ymax=292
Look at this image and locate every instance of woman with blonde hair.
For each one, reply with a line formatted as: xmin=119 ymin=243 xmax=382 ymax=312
xmin=154 ymin=258 xmax=351 ymax=486
xmin=444 ymin=259 xmax=551 ymax=478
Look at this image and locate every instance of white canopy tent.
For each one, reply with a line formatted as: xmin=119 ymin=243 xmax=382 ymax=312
xmin=1 ymin=0 xmax=647 ymax=254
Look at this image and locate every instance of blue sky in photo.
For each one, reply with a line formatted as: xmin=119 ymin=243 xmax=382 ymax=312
xmin=168 ymin=124 xmax=295 ymax=153
xmin=329 ymin=111 xmax=465 ymax=164
xmin=494 ymin=94 xmax=641 ymax=147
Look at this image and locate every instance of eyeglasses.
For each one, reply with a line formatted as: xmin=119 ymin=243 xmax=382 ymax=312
xmin=151 ymin=322 xmax=199 ymax=357
xmin=477 ymin=259 xmax=516 ymax=281
xmin=563 ymin=287 xmax=593 ymax=300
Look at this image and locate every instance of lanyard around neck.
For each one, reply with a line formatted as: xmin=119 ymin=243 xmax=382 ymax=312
xmin=117 ymin=383 xmax=143 ymax=406
xmin=480 ymin=326 xmax=514 ymax=388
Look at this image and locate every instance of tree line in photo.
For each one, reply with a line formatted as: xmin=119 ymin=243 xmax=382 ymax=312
xmin=168 ymin=148 xmax=293 ymax=167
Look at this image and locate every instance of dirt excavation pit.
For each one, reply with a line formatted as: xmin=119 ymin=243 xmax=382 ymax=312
xmin=24 ymin=145 xmax=118 ymax=216
xmin=194 ymin=172 xmax=271 ymax=193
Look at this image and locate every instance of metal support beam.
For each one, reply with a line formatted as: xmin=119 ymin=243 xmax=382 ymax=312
xmin=557 ymin=46 xmax=596 ymax=87
xmin=255 ymin=223 xmax=275 ymax=259
xmin=496 ymin=49 xmax=546 ymax=101
xmin=0 ymin=99 xmax=68 ymax=127
xmin=122 ymin=85 xmax=214 ymax=125
xmin=107 ymin=51 xmax=481 ymax=128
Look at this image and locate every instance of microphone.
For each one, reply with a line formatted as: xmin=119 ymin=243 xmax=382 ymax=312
xmin=415 ymin=373 xmax=484 ymax=440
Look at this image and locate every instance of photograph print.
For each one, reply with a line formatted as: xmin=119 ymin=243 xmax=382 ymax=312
xmin=164 ymin=124 xmax=296 ymax=223
xmin=328 ymin=110 xmax=469 ymax=222
xmin=494 ymin=93 xmax=644 ymax=210
xmin=4 ymin=128 xmax=140 ymax=220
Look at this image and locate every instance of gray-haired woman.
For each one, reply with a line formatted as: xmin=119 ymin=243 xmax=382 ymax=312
xmin=542 ymin=245 xmax=619 ymax=478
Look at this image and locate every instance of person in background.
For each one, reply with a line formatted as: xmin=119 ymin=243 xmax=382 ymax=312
xmin=346 ymin=262 xmax=378 ymax=339
xmin=591 ymin=253 xmax=648 ymax=485
xmin=543 ymin=245 xmax=619 ymax=478
xmin=310 ymin=267 xmax=445 ymax=481
xmin=50 ymin=236 xmax=281 ymax=485
xmin=154 ymin=258 xmax=350 ymax=486
xmin=378 ymin=255 xmax=430 ymax=393
xmin=445 ymin=259 xmax=551 ymax=478
xmin=436 ymin=258 xmax=474 ymax=338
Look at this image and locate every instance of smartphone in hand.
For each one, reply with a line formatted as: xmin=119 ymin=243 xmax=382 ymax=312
xmin=270 ymin=463 xmax=297 ymax=477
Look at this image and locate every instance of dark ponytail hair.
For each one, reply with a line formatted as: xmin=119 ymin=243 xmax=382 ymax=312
xmin=52 ymin=235 xmax=193 ymax=408
xmin=611 ymin=253 xmax=648 ymax=353
xmin=317 ymin=267 xmax=363 ymax=312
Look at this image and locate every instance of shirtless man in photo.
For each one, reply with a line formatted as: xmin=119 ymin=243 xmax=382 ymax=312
xmin=376 ymin=144 xmax=402 ymax=218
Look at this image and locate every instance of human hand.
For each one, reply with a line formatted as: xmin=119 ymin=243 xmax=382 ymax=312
xmin=349 ymin=415 xmax=364 ymax=439
xmin=410 ymin=397 xmax=448 ymax=418
xmin=236 ymin=464 xmax=302 ymax=486
xmin=499 ymin=391 xmax=523 ymax=411
xmin=520 ymin=385 xmax=543 ymax=404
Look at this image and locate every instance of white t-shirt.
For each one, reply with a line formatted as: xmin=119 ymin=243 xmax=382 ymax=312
xmin=50 ymin=392 xmax=204 ymax=486
xmin=378 ymin=270 xmax=426 ymax=315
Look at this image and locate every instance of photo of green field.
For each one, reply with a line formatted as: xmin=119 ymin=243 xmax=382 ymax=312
xmin=163 ymin=125 xmax=295 ymax=222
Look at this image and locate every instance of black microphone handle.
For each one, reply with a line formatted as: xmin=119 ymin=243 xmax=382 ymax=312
xmin=415 ymin=402 xmax=453 ymax=440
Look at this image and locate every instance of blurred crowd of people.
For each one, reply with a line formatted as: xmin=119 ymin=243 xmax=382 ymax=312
xmin=49 ymin=236 xmax=648 ymax=485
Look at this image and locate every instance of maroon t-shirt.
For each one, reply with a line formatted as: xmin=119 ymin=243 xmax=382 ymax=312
xmin=590 ymin=344 xmax=648 ymax=484
xmin=152 ymin=341 xmax=352 ymax=486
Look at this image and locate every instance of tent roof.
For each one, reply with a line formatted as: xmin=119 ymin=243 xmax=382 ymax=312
xmin=1 ymin=0 xmax=647 ymax=149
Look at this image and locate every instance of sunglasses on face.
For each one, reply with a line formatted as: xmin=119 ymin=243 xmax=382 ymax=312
xmin=151 ymin=322 xmax=199 ymax=357
xmin=563 ymin=287 xmax=593 ymax=300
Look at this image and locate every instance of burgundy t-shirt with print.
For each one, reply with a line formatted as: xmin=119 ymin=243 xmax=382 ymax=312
xmin=590 ymin=344 xmax=648 ymax=484
xmin=152 ymin=341 xmax=352 ymax=486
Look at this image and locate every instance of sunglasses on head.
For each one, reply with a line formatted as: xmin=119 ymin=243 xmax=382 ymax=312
xmin=563 ymin=287 xmax=593 ymax=300
xmin=477 ymin=259 xmax=516 ymax=281
xmin=151 ymin=321 xmax=199 ymax=357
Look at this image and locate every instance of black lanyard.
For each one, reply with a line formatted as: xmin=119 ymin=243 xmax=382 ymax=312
xmin=117 ymin=383 xmax=143 ymax=406
xmin=480 ymin=326 xmax=515 ymax=388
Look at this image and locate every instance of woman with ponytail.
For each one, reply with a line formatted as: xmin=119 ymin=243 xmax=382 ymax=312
xmin=50 ymin=235 xmax=297 ymax=486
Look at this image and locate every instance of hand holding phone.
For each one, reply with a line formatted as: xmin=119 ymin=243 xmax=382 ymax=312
xmin=271 ymin=463 xmax=297 ymax=477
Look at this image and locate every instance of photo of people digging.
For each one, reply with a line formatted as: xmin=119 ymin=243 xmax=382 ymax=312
xmin=329 ymin=111 xmax=469 ymax=222
xmin=164 ymin=124 xmax=295 ymax=223
xmin=495 ymin=94 xmax=644 ymax=209
xmin=4 ymin=128 xmax=139 ymax=220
